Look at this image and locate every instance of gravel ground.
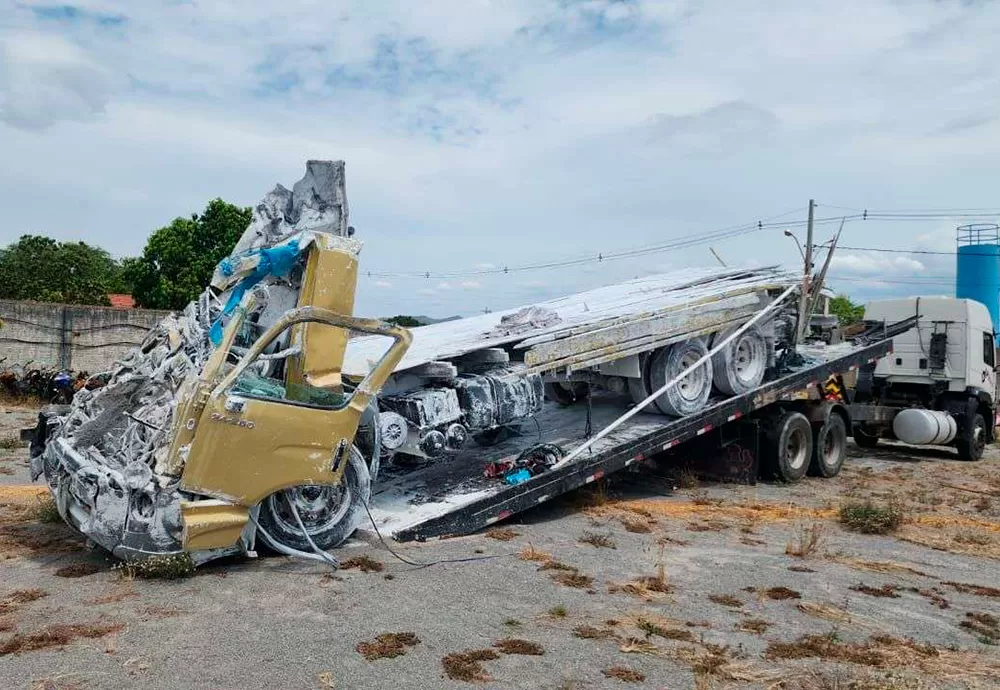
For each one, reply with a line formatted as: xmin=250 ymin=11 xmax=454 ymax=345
xmin=2 ymin=403 xmax=1000 ymax=690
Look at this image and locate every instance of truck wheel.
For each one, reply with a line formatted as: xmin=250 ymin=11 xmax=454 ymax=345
xmin=544 ymin=381 xmax=587 ymax=406
xmin=711 ymin=326 xmax=768 ymax=396
xmin=956 ymin=412 xmax=987 ymax=462
xmin=809 ymin=414 xmax=847 ymax=478
xmin=763 ymin=411 xmax=812 ymax=482
xmin=257 ymin=447 xmax=371 ymax=553
xmin=852 ymin=425 xmax=880 ymax=449
xmin=647 ymin=340 xmax=713 ymax=417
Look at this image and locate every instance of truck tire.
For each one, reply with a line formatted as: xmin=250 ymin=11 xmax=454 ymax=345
xmin=711 ymin=326 xmax=768 ymax=396
xmin=647 ymin=340 xmax=713 ymax=417
xmin=544 ymin=381 xmax=587 ymax=406
xmin=956 ymin=412 xmax=987 ymax=462
xmin=257 ymin=447 xmax=371 ymax=553
xmin=809 ymin=414 xmax=847 ymax=478
xmin=852 ymin=425 xmax=880 ymax=449
xmin=763 ymin=411 xmax=812 ymax=482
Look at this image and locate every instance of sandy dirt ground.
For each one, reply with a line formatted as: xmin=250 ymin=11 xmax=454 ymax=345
xmin=2 ymin=402 xmax=1000 ymax=690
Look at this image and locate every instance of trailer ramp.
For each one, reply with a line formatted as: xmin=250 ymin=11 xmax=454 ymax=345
xmin=365 ymin=340 xmax=891 ymax=542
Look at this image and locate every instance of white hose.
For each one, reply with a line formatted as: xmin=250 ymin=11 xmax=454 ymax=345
xmin=550 ymin=283 xmax=798 ymax=470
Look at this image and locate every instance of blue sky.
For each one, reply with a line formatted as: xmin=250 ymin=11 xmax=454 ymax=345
xmin=2 ymin=1 xmax=1000 ymax=317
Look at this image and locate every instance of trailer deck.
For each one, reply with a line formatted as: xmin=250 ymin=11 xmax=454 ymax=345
xmin=366 ymin=338 xmax=892 ymax=542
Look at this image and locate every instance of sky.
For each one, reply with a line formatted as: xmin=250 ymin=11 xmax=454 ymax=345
xmin=2 ymin=1 xmax=1000 ymax=318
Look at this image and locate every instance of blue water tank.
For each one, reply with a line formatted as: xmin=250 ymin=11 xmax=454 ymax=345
xmin=956 ymin=224 xmax=1000 ymax=341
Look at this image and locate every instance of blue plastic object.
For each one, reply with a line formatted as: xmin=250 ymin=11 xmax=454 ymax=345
xmin=209 ymin=240 xmax=304 ymax=345
xmin=956 ymin=225 xmax=1000 ymax=344
xmin=503 ymin=469 xmax=532 ymax=485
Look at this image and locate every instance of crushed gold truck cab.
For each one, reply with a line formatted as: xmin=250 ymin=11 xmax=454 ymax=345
xmin=34 ymin=240 xmax=410 ymax=563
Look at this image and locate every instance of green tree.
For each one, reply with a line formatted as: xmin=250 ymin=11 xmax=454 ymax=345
xmin=828 ymin=295 xmax=866 ymax=326
xmin=385 ymin=315 xmax=422 ymax=327
xmin=0 ymin=235 xmax=126 ymax=305
xmin=127 ymin=199 xmax=252 ymax=310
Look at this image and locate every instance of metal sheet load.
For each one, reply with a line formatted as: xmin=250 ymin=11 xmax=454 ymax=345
xmin=892 ymin=408 xmax=957 ymax=445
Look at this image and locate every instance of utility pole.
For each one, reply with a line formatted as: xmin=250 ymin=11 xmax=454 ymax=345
xmin=795 ymin=199 xmax=815 ymax=343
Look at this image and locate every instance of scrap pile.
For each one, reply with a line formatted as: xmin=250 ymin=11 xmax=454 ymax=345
xmin=31 ymin=161 xmax=353 ymax=559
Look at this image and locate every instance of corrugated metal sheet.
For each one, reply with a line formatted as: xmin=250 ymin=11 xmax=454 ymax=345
xmin=343 ymin=266 xmax=799 ymax=378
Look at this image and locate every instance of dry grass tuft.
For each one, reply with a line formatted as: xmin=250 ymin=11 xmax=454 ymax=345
xmin=341 ymin=555 xmax=384 ymax=573
xmin=609 ymin=573 xmax=672 ymax=600
xmin=788 ymin=565 xmax=816 ymax=573
xmin=636 ymin=618 xmax=694 ymax=642
xmin=796 ymin=601 xmax=852 ymax=624
xmin=551 ymin=571 xmax=593 ymax=589
xmin=485 ymin=527 xmax=519 ymax=541
xmin=825 ymin=555 xmax=927 ymax=577
xmin=441 ymin=648 xmax=500 ymax=682
xmin=547 ymin=604 xmax=568 ymax=618
xmin=356 ymin=632 xmax=420 ymax=660
xmin=538 ymin=560 xmax=575 ymax=572
xmin=959 ymin=612 xmax=999 ymax=644
xmin=851 ymin=583 xmax=901 ymax=599
xmin=746 ymin=586 xmax=801 ymax=601
xmin=944 ymin=581 xmax=1000 ymax=599
xmin=84 ymin=585 xmax=137 ymax=605
xmin=708 ymin=594 xmax=743 ymax=608
xmin=518 ymin=544 xmax=551 ymax=562
xmin=602 ymin=666 xmax=645 ymax=683
xmin=0 ymin=436 xmax=24 ymax=450
xmin=579 ymin=531 xmax=616 ymax=549
xmin=0 ymin=588 xmax=48 ymax=615
xmin=765 ymin=632 xmax=883 ymax=666
xmin=735 ymin=618 xmax=770 ymax=635
xmin=619 ymin=515 xmax=653 ymax=533
xmin=28 ymin=496 xmax=61 ymax=524
xmin=839 ymin=499 xmax=904 ymax=534
xmin=786 ymin=522 xmax=825 ymax=558
xmin=0 ymin=621 xmax=124 ymax=655
xmin=974 ymin=496 xmax=993 ymax=513
xmin=573 ymin=625 xmax=616 ymax=640
xmin=54 ymin=562 xmax=102 ymax=578
xmin=494 ymin=638 xmax=544 ymax=655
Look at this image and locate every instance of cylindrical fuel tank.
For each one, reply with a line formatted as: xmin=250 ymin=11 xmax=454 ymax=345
xmin=892 ymin=408 xmax=957 ymax=446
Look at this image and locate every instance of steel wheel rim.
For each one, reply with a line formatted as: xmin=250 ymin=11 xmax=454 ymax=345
xmin=974 ymin=420 xmax=986 ymax=456
xmin=786 ymin=428 xmax=808 ymax=470
xmin=676 ymin=351 xmax=707 ymax=402
xmin=823 ymin=425 xmax=843 ymax=465
xmin=269 ymin=483 xmax=351 ymax=536
xmin=733 ymin=335 xmax=765 ymax=385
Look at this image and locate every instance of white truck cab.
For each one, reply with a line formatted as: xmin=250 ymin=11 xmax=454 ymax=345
xmin=850 ymin=297 xmax=996 ymax=461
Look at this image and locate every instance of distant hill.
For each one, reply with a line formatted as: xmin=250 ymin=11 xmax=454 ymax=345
xmin=413 ymin=315 xmax=461 ymax=326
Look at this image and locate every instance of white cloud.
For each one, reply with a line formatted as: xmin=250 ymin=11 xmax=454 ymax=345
xmin=0 ymin=32 xmax=112 ymax=129
xmin=3 ymin=1 xmax=1000 ymax=316
xmin=458 ymin=280 xmax=482 ymax=289
xmin=374 ymin=280 xmax=393 ymax=288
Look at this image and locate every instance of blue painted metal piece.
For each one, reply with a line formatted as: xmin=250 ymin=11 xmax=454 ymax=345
xmin=956 ymin=224 xmax=1000 ymax=343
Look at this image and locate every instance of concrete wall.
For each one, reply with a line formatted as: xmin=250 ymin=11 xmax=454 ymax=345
xmin=0 ymin=300 xmax=170 ymax=373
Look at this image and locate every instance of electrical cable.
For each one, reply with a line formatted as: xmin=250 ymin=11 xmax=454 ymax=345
xmin=361 ymin=500 xmax=514 ymax=571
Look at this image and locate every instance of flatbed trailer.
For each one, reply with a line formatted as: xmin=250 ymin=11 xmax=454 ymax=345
xmin=367 ymin=338 xmax=893 ymax=542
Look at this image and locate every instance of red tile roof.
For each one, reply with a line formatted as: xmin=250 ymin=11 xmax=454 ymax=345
xmin=108 ymin=294 xmax=136 ymax=308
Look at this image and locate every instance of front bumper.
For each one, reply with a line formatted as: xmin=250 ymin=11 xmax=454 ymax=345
xmin=40 ymin=437 xmax=186 ymax=561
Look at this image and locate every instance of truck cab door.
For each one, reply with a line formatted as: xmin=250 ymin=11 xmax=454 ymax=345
xmin=176 ymin=307 xmax=410 ymax=508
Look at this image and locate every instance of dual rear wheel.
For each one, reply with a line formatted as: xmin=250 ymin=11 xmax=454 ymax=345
xmin=762 ymin=410 xmax=847 ymax=482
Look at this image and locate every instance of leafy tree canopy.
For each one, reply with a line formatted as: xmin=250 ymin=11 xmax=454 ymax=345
xmin=127 ymin=198 xmax=251 ymax=310
xmin=828 ymin=295 xmax=866 ymax=326
xmin=0 ymin=235 xmax=128 ymax=305
xmin=385 ymin=315 xmax=422 ymax=328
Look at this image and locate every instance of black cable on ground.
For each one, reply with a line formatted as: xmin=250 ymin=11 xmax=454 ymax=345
xmin=362 ymin=500 xmax=514 ymax=571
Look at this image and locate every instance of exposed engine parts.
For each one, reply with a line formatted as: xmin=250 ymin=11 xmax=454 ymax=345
xmin=379 ymin=369 xmax=544 ymax=459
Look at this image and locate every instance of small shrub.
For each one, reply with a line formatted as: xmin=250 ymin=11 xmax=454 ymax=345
xmin=551 ymin=571 xmax=593 ymax=589
xmin=579 ymin=531 xmax=616 ymax=549
xmin=485 ymin=528 xmax=519 ymax=541
xmin=503 ymin=618 xmax=521 ymax=627
xmin=708 ymin=594 xmax=743 ymax=608
xmin=573 ymin=625 xmax=615 ymax=640
xmin=851 ymin=583 xmax=901 ymax=599
xmin=548 ymin=605 xmax=568 ymax=618
xmin=0 ymin=436 xmax=24 ymax=450
xmin=518 ymin=545 xmax=551 ymax=562
xmin=785 ymin=523 xmax=825 ymax=558
xmin=736 ymin=619 xmax=770 ymax=635
xmin=115 ymin=553 xmax=194 ymax=580
xmin=839 ymin=499 xmax=904 ymax=534
xmin=29 ymin=497 xmax=62 ymax=524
